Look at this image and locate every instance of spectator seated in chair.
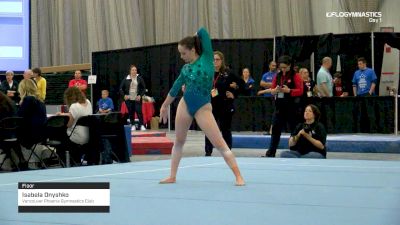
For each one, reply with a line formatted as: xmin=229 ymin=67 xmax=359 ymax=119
xmin=17 ymin=79 xmax=47 ymax=150
xmin=0 ymin=92 xmax=27 ymax=170
xmin=0 ymin=92 xmax=16 ymax=125
xmin=16 ymin=79 xmax=47 ymax=169
xmin=56 ymin=87 xmax=93 ymax=165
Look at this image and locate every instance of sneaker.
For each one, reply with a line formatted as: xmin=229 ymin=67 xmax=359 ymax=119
xmin=140 ymin=125 xmax=146 ymax=131
xmin=131 ymin=126 xmax=136 ymax=131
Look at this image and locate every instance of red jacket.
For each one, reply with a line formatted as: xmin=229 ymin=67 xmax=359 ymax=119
xmin=271 ymin=72 xmax=303 ymax=97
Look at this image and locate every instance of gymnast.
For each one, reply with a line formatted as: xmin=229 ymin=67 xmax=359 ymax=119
xmin=159 ymin=27 xmax=245 ymax=186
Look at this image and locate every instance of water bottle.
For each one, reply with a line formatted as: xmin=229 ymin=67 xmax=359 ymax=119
xmin=65 ymin=151 xmax=70 ymax=167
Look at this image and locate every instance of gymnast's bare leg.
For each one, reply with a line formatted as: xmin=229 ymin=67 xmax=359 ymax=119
xmin=159 ymin=99 xmax=245 ymax=186
xmin=159 ymin=98 xmax=193 ymax=184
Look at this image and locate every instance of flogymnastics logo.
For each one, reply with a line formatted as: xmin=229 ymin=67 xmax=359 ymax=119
xmin=326 ymin=11 xmax=382 ymax=23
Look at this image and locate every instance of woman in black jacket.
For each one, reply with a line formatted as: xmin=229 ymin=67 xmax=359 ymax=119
xmin=119 ymin=64 xmax=147 ymax=130
xmin=17 ymin=79 xmax=47 ymax=149
xmin=1 ymin=70 xmax=19 ymax=103
xmin=205 ymin=51 xmax=243 ymax=156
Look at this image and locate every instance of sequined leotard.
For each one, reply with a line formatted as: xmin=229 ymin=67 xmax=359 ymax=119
xmin=168 ymin=27 xmax=214 ymax=117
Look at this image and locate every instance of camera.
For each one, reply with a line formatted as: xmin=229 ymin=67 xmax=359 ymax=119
xmin=303 ymin=124 xmax=312 ymax=133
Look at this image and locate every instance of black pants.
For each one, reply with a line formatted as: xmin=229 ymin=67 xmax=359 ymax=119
xmin=352 ymin=97 xmax=370 ymax=133
xmin=56 ymin=136 xmax=101 ymax=166
xmin=268 ymin=99 xmax=301 ymax=153
xmin=126 ymin=100 xmax=144 ymax=126
xmin=205 ymin=108 xmax=233 ymax=155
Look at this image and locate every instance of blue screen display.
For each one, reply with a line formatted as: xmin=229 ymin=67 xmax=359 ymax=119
xmin=0 ymin=0 xmax=30 ymax=72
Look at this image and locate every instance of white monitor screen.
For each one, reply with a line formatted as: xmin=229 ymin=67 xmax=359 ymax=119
xmin=0 ymin=0 xmax=30 ymax=72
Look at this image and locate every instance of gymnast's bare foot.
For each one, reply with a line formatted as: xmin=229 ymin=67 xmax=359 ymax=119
xmin=235 ymin=176 xmax=245 ymax=186
xmin=159 ymin=177 xmax=176 ymax=184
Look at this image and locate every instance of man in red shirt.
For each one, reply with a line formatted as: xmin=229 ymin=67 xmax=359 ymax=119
xmin=68 ymin=70 xmax=87 ymax=95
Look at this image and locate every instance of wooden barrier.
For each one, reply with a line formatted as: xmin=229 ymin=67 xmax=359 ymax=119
xmin=40 ymin=63 xmax=91 ymax=73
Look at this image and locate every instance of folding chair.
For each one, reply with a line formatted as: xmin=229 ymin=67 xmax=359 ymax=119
xmin=0 ymin=117 xmax=26 ymax=171
xmin=24 ymin=141 xmax=47 ymax=169
xmin=23 ymin=118 xmax=63 ymax=169
xmin=36 ymin=115 xmax=70 ymax=168
xmin=67 ymin=115 xmax=94 ymax=166
xmin=97 ymin=112 xmax=129 ymax=163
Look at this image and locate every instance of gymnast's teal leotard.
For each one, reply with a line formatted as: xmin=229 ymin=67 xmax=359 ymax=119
xmin=168 ymin=27 xmax=214 ymax=117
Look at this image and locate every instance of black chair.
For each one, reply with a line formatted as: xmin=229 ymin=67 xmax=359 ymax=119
xmin=67 ymin=115 xmax=97 ymax=166
xmin=96 ymin=112 xmax=129 ymax=164
xmin=0 ymin=117 xmax=26 ymax=171
xmin=24 ymin=141 xmax=47 ymax=169
xmin=35 ymin=115 xmax=70 ymax=168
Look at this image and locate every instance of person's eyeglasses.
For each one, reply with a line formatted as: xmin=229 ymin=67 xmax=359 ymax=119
xmin=214 ymin=58 xmax=221 ymax=61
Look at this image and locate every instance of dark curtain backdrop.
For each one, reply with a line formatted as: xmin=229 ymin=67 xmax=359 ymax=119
xmin=276 ymin=35 xmax=318 ymax=75
xmin=92 ymin=38 xmax=274 ymax=115
xmin=231 ymin=96 xmax=394 ymax=134
xmin=91 ymin=43 xmax=181 ymax=107
xmin=92 ymin=33 xmax=399 ymax=133
xmin=275 ymin=32 xmax=400 ymax=97
xmin=330 ymin=33 xmax=373 ymax=94
xmin=276 ymin=33 xmax=373 ymax=94
xmin=212 ymin=39 xmax=274 ymax=89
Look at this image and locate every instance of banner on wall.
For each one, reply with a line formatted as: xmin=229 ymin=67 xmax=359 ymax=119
xmin=379 ymin=44 xmax=400 ymax=96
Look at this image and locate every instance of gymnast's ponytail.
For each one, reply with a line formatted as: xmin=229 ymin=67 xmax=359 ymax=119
xmin=193 ymin=35 xmax=202 ymax=56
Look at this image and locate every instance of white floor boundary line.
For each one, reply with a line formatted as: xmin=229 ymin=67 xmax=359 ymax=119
xmin=239 ymin=162 xmax=400 ymax=169
xmin=0 ymin=162 xmax=225 ymax=188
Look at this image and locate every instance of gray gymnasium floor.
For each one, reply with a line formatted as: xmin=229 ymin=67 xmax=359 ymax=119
xmin=1 ymin=130 xmax=399 ymax=225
